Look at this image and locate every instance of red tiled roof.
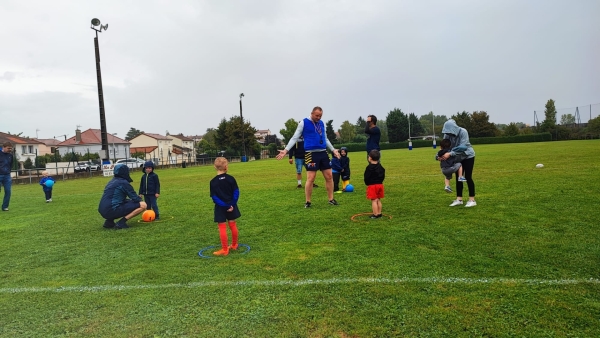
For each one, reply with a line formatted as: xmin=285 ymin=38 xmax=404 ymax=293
xmin=0 ymin=132 xmax=44 ymax=145
xmin=130 ymin=146 xmax=158 ymax=154
xmin=141 ymin=133 xmax=171 ymax=140
xmin=57 ymin=129 xmax=130 ymax=146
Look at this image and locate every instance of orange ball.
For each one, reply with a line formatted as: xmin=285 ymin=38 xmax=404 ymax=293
xmin=142 ymin=210 xmax=156 ymax=222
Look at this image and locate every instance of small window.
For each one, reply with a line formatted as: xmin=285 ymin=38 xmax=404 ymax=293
xmin=29 ymin=145 xmax=33 ymax=153
xmin=22 ymin=146 xmax=27 ymax=153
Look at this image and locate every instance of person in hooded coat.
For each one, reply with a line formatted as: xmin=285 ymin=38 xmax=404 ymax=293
xmin=98 ymin=163 xmax=147 ymax=229
xmin=438 ymin=119 xmax=477 ymax=207
xmin=139 ymin=160 xmax=161 ymax=220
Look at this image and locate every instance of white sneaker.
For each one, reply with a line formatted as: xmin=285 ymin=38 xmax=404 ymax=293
xmin=449 ymin=200 xmax=463 ymax=207
xmin=465 ymin=201 xmax=477 ymax=208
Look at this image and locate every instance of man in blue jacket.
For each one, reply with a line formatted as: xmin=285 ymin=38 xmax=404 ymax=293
xmin=0 ymin=142 xmax=14 ymax=211
xmin=277 ymin=106 xmax=340 ymax=208
xmin=98 ymin=164 xmax=147 ymax=229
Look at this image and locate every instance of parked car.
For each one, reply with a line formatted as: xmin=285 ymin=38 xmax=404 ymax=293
xmin=115 ymin=158 xmax=146 ymax=169
xmin=74 ymin=162 xmax=90 ymax=172
xmin=88 ymin=162 xmax=101 ymax=171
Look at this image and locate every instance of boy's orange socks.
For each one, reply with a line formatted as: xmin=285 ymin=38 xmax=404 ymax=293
xmin=228 ymin=220 xmax=238 ymax=249
xmin=213 ymin=249 xmax=229 ymax=256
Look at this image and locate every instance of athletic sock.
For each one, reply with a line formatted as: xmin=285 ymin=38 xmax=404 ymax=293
xmin=228 ymin=220 xmax=239 ymax=249
xmin=297 ymin=179 xmax=302 ymax=185
xmin=217 ymin=223 xmax=229 ymax=251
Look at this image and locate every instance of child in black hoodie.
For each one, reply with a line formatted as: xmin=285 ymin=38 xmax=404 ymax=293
xmin=139 ymin=161 xmax=161 ymax=220
xmin=364 ymin=150 xmax=385 ymax=219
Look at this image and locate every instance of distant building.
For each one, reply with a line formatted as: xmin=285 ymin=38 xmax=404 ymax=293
xmin=255 ymin=129 xmax=271 ymax=144
xmin=0 ymin=131 xmax=45 ymax=170
xmin=57 ymin=128 xmax=130 ymax=160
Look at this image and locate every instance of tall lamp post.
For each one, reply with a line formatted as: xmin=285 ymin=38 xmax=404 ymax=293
xmin=239 ymin=93 xmax=247 ymax=162
xmin=90 ymin=18 xmax=110 ymax=162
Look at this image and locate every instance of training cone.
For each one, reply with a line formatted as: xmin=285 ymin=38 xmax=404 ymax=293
xmin=142 ymin=210 xmax=156 ymax=222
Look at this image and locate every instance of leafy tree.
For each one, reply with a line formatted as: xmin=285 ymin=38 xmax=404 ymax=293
xmin=197 ymin=128 xmax=218 ymax=156
xmin=540 ymin=99 xmax=557 ymax=132
xmin=470 ymin=111 xmax=498 ymax=137
xmin=338 ymin=121 xmax=356 ymax=143
xmin=352 ymin=135 xmax=367 ymax=143
xmin=215 ymin=116 xmax=259 ymax=156
xmin=23 ymin=158 xmax=33 ymax=169
xmin=503 ymin=123 xmax=520 ymax=136
xmin=560 ymin=114 xmax=575 ymax=126
xmin=264 ymin=134 xmax=279 ymax=146
xmin=326 ymin=120 xmax=337 ymax=144
xmin=279 ymin=118 xmax=298 ymax=145
xmin=419 ymin=113 xmax=448 ymax=135
xmin=408 ymin=113 xmax=425 ymax=136
xmin=355 ymin=116 xmax=367 ymax=135
xmin=386 ymin=108 xmax=408 ymax=142
xmin=586 ymin=115 xmax=600 ymax=135
xmin=125 ymin=128 xmax=144 ymax=141
xmin=451 ymin=111 xmax=472 ymax=132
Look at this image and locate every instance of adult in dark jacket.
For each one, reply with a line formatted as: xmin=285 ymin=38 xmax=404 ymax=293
xmin=365 ymin=115 xmax=381 ymax=161
xmin=98 ymin=164 xmax=147 ymax=229
xmin=139 ymin=161 xmax=161 ymax=219
xmin=0 ymin=142 xmax=14 ymax=211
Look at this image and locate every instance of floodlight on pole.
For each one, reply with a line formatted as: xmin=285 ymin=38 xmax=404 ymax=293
xmin=91 ymin=18 xmax=110 ymax=162
xmin=239 ymin=93 xmax=247 ymax=162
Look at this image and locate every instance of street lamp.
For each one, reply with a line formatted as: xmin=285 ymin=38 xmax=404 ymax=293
xmin=112 ymin=133 xmax=117 ymax=162
xmin=91 ymin=18 xmax=110 ymax=163
xmin=239 ymin=93 xmax=247 ymax=162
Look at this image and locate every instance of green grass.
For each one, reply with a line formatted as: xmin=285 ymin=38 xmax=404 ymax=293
xmin=1 ymin=140 xmax=599 ymax=337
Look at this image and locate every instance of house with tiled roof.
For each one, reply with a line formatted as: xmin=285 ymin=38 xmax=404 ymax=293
xmin=129 ymin=132 xmax=174 ymax=164
xmin=34 ymin=138 xmax=62 ymax=156
xmin=57 ymin=128 xmax=130 ymax=161
xmin=169 ymin=133 xmax=195 ymax=159
xmin=0 ymin=131 xmax=45 ymax=170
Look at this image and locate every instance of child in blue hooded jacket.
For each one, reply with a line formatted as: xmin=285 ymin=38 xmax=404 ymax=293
xmin=139 ymin=161 xmax=161 ymax=220
xmin=331 ymin=147 xmax=351 ymax=193
xmin=39 ymin=170 xmax=54 ymax=202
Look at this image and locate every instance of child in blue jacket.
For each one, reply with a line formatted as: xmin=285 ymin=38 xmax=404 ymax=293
xmin=139 ymin=161 xmax=161 ymax=220
xmin=39 ymin=171 xmax=54 ymax=202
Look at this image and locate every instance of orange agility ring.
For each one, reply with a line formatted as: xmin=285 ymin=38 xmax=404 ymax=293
xmin=142 ymin=210 xmax=156 ymax=222
xmin=351 ymin=212 xmax=392 ymax=221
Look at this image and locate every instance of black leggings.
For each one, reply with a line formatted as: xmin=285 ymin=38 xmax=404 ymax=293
xmin=456 ymin=157 xmax=475 ymax=198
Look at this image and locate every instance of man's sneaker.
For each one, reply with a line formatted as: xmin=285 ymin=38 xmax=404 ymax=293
xmin=313 ymin=183 xmax=319 ymax=188
xmin=449 ymin=200 xmax=463 ymax=207
xmin=444 ymin=186 xmax=453 ymax=193
xmin=376 ymin=214 xmax=383 ymax=218
xmin=465 ymin=200 xmax=477 ymax=208
xmin=458 ymin=176 xmax=467 ymax=182
xmin=229 ymin=244 xmax=239 ymax=250
xmin=370 ymin=214 xmax=378 ymax=219
xmin=103 ymin=220 xmax=116 ymax=229
xmin=213 ymin=249 xmax=229 ymax=256
xmin=297 ymin=184 xmax=302 ymax=188
xmin=115 ymin=221 xmax=130 ymax=229
xmin=328 ymin=199 xmax=339 ymax=206
xmin=304 ymin=202 xmax=311 ymax=208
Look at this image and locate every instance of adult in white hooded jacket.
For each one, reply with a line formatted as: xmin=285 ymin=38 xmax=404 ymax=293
xmin=438 ymin=119 xmax=477 ymax=207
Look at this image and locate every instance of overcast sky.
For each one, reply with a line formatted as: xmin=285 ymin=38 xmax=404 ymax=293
xmin=1 ymin=0 xmax=599 ymax=140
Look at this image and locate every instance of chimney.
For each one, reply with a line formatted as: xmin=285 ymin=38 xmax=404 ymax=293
xmin=75 ymin=129 xmax=81 ymax=143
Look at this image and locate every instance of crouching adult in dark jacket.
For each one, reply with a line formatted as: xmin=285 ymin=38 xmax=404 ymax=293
xmin=98 ymin=164 xmax=147 ymax=229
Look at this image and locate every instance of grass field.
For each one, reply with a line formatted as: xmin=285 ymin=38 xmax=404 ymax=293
xmin=1 ymin=140 xmax=599 ymax=337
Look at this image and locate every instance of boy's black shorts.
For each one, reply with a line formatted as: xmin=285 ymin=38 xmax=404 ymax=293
xmin=214 ymin=205 xmax=241 ymax=223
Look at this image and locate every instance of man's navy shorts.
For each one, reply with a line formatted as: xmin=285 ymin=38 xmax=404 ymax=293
xmin=304 ymin=151 xmax=331 ymax=171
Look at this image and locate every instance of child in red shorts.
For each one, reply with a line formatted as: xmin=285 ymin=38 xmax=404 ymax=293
xmin=364 ymin=149 xmax=385 ymax=219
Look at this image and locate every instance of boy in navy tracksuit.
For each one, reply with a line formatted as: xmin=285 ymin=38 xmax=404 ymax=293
xmin=98 ymin=164 xmax=146 ymax=229
xmin=139 ymin=161 xmax=161 ymax=220
xmin=39 ymin=170 xmax=55 ymax=202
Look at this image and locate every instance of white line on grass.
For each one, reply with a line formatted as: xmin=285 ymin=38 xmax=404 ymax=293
xmin=1 ymin=277 xmax=599 ymax=294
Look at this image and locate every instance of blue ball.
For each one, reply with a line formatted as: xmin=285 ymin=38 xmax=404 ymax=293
xmin=45 ymin=180 xmax=54 ymax=188
xmin=345 ymin=184 xmax=354 ymax=192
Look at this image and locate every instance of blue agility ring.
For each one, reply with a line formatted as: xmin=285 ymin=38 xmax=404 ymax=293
xmin=198 ymin=244 xmax=251 ymax=259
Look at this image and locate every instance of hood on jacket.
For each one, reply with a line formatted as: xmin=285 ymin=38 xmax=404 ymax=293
xmin=144 ymin=161 xmax=155 ymax=169
xmin=113 ymin=163 xmax=133 ymax=182
xmin=442 ymin=119 xmax=461 ymax=135
xmin=340 ymin=147 xmax=348 ymax=156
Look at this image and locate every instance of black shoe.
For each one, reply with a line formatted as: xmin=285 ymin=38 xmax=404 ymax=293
xmin=376 ymin=214 xmax=383 ymax=218
xmin=297 ymin=184 xmax=302 ymax=188
xmin=103 ymin=220 xmax=115 ymax=228
xmin=370 ymin=214 xmax=378 ymax=219
xmin=328 ymin=199 xmax=339 ymax=206
xmin=115 ymin=221 xmax=129 ymax=229
xmin=313 ymin=184 xmax=319 ymax=188
xmin=304 ymin=202 xmax=311 ymax=208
